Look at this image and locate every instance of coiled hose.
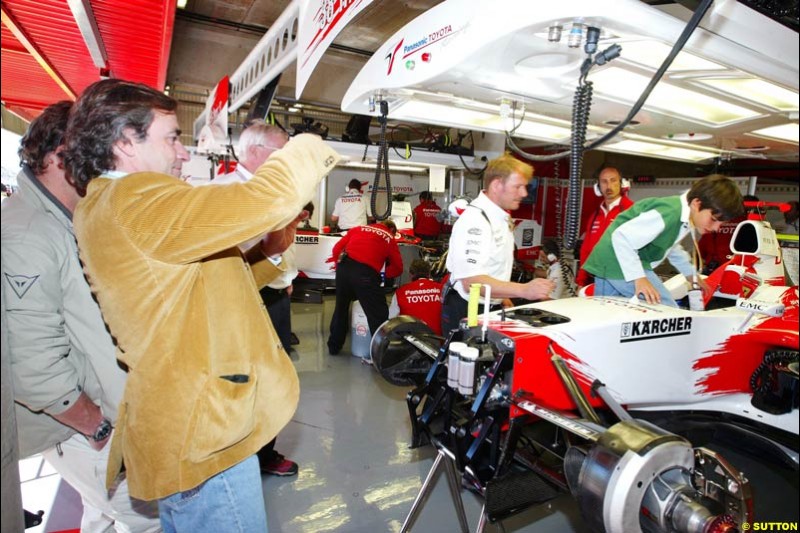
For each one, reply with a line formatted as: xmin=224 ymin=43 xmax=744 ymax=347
xmin=564 ymin=81 xmax=593 ymax=251
xmin=371 ymin=100 xmax=392 ymax=221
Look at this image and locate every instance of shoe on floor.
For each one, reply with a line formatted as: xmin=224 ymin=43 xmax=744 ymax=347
xmin=290 ymin=332 xmax=300 ymax=345
xmin=261 ymin=453 xmax=298 ymax=477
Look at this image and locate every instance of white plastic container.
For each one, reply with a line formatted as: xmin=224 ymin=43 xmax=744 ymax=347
xmin=448 ymin=342 xmax=467 ymax=389
xmin=688 ymin=286 xmax=705 ymax=311
xmin=350 ymin=301 xmax=371 ymax=358
xmin=458 ymin=346 xmax=480 ymax=396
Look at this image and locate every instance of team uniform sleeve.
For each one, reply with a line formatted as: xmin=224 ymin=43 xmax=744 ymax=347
xmin=385 ymin=241 xmax=404 ymax=279
xmin=331 ymin=231 xmax=350 ymax=262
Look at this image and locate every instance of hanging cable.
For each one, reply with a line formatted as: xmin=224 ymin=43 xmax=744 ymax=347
xmin=371 ymin=100 xmax=393 ymax=221
xmin=564 ymin=80 xmax=593 ymax=250
xmin=552 ymin=154 xmax=578 ymax=297
xmin=458 ymin=151 xmax=487 ymax=175
xmin=505 ymin=0 xmax=714 ymax=163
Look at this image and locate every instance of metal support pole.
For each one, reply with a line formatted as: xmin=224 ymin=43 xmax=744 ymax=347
xmin=401 ymin=447 xmax=470 ymax=533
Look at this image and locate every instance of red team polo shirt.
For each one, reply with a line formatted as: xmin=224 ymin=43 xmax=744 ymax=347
xmin=394 ymin=278 xmax=443 ymax=334
xmin=413 ymin=200 xmax=442 ymax=238
xmin=332 ymin=224 xmax=404 ymax=278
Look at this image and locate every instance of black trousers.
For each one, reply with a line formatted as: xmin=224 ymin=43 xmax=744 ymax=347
xmin=440 ymin=285 xmax=469 ymax=335
xmin=256 ymin=286 xmax=292 ymax=467
xmin=327 ymin=257 xmax=388 ymax=352
xmin=260 ymin=286 xmax=292 ymax=350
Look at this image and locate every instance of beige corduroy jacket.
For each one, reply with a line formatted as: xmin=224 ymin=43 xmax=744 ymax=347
xmin=73 ymin=134 xmax=340 ymax=500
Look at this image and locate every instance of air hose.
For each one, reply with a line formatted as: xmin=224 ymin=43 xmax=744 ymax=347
xmin=564 ymin=81 xmax=593 ymax=251
xmin=550 ymin=160 xmax=577 ymax=296
xmin=371 ymin=100 xmax=393 ymax=221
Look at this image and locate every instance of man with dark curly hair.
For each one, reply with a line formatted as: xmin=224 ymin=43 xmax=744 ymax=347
xmin=64 ymin=79 xmax=340 ymax=532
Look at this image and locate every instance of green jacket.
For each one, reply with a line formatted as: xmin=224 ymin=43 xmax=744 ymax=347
xmin=583 ymin=194 xmax=694 ymax=281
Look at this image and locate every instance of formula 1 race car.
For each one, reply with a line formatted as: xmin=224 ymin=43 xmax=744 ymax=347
xmin=370 ymin=217 xmax=798 ymax=532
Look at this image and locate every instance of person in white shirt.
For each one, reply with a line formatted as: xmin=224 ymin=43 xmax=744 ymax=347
xmin=207 ymin=121 xmax=300 ymax=477
xmin=442 ymin=154 xmax=554 ymax=333
xmin=537 ymin=239 xmax=575 ymax=299
xmin=331 ymin=178 xmax=369 ymax=231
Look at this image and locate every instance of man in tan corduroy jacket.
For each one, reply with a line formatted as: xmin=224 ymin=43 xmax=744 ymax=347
xmin=65 ymin=79 xmax=340 ymax=532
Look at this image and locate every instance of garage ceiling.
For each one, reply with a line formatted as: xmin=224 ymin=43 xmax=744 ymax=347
xmin=1 ymin=0 xmax=442 ymax=121
xmin=166 ymin=1 xmax=444 ymax=107
xmin=1 ymin=0 xmax=175 ymax=120
xmin=1 ymin=0 xmax=797 ymax=171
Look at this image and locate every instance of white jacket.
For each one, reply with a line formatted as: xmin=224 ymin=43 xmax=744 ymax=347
xmin=1 ymin=166 xmax=127 ymax=457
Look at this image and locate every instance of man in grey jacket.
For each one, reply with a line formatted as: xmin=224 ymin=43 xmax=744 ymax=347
xmin=1 ymin=102 xmax=159 ymax=532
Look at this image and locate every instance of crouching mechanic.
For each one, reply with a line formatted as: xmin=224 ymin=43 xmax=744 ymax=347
xmin=389 ymin=259 xmax=443 ymax=335
xmin=2 ymin=101 xmax=159 ymax=532
xmin=442 ymin=155 xmax=554 ymax=334
xmin=65 ymin=79 xmax=340 ymax=532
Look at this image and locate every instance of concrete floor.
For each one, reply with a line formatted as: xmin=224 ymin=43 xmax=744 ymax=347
xmin=21 ymin=294 xmax=799 ymax=532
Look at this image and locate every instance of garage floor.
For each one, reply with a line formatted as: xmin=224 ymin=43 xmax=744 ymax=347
xmin=22 ymin=294 xmax=799 ymax=533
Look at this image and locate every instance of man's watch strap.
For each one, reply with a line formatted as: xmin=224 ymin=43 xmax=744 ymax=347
xmin=90 ymin=418 xmax=113 ymax=442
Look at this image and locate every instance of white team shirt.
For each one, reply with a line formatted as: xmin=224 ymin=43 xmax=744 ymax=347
xmin=446 ymin=191 xmax=514 ymax=303
xmin=332 ymin=188 xmax=368 ymax=230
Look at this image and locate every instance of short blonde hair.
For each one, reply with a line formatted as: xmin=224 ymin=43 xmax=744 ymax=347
xmin=483 ymin=154 xmax=533 ymax=188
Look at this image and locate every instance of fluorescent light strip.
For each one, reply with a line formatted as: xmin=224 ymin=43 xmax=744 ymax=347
xmin=590 ymin=67 xmax=760 ymax=125
xmin=747 ymin=124 xmax=799 ymax=144
xmin=601 ymin=139 xmax=719 ymax=162
xmin=695 ymin=78 xmax=799 ymax=112
xmin=618 ymin=41 xmax=725 ymax=72
xmin=341 ymin=161 xmax=429 ymax=173
xmin=393 ymin=100 xmax=572 ymax=141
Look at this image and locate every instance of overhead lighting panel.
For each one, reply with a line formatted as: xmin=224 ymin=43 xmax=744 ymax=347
xmin=694 ymin=78 xmax=799 ymax=111
xmin=340 ymin=160 xmax=429 ymax=173
xmin=601 ymin=139 xmax=720 ymax=162
xmin=393 ymin=100 xmax=572 ymax=142
xmin=747 ymin=124 xmax=799 ymax=144
xmin=590 ymin=67 xmax=761 ymax=125
xmin=618 ymin=41 xmax=725 ymax=71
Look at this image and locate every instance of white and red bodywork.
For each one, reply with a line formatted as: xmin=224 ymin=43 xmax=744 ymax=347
xmin=490 ymin=288 xmax=797 ymax=434
xmin=483 ymin=219 xmax=798 ymax=437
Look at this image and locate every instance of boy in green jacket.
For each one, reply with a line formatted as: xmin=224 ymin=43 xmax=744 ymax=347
xmin=583 ymin=174 xmax=743 ymax=307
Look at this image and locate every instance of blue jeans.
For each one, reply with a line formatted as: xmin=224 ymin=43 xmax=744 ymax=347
xmin=594 ymin=270 xmax=678 ymax=307
xmin=158 ymin=455 xmax=267 ymax=533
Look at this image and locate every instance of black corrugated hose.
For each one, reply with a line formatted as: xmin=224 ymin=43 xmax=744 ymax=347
xmin=371 ymin=100 xmax=392 ymax=221
xmin=564 ymin=81 xmax=593 ymax=251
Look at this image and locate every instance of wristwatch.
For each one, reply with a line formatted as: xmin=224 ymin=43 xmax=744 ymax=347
xmin=90 ymin=418 xmax=113 ymax=442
